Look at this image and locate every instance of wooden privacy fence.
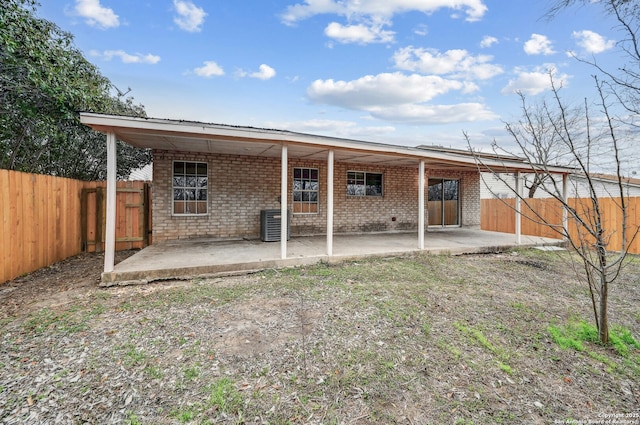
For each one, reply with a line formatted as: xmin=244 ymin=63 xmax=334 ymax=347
xmin=1 ymin=170 xmax=150 ymax=284
xmin=81 ymin=182 xmax=151 ymax=253
xmin=481 ymin=197 xmax=640 ymax=254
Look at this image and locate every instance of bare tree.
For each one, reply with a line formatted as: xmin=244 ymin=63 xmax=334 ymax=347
xmin=547 ymin=0 xmax=640 ymax=118
xmin=500 ymin=89 xmax=567 ymax=198
xmin=469 ymin=75 xmax=639 ymax=345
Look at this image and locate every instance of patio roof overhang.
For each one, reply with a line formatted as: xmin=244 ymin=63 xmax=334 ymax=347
xmin=80 ymin=113 xmax=571 ymax=174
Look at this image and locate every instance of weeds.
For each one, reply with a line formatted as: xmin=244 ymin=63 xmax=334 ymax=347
xmin=183 ymin=365 xmax=200 ymax=381
xmin=548 ymin=319 xmax=640 ymax=376
xmin=22 ymin=307 xmax=95 ymax=334
xmin=144 ymin=364 xmax=164 ymax=379
xmin=125 ymin=411 xmax=142 ymax=425
xmin=454 ymin=321 xmax=515 ymax=374
xmin=122 ymin=344 xmax=147 ymax=366
xmin=548 ymin=320 xmax=639 ymax=357
xmin=169 ymin=405 xmax=198 ymax=423
xmin=207 ymin=378 xmax=243 ymax=414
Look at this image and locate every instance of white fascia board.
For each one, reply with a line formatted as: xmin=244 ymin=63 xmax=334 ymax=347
xmin=80 ymin=113 xmax=573 ymax=174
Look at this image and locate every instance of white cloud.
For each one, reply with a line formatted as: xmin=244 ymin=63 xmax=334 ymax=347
xmin=324 ymin=22 xmax=395 ymax=44
xmin=572 ymin=30 xmax=615 ymax=54
xmin=173 ymin=0 xmax=207 ymax=32
xmin=369 ymin=103 xmax=498 ymax=124
xmin=306 ymin=72 xmax=495 ymax=124
xmin=193 ymin=61 xmax=224 ymax=77
xmin=524 ymin=34 xmax=556 ymax=55
xmin=308 ymin=72 xmax=472 ymax=109
xmin=74 ymin=0 xmax=119 ymax=29
xmin=251 ymin=64 xmax=277 ymax=80
xmin=280 ymin=0 xmax=488 ymax=25
xmin=413 ymin=24 xmax=428 ymax=36
xmin=501 ymin=66 xmax=570 ymax=95
xmin=392 ymin=46 xmax=503 ymax=80
xmin=236 ymin=64 xmax=277 ymax=80
xmin=480 ymin=35 xmax=498 ymax=48
xmin=96 ymin=50 xmax=161 ymax=64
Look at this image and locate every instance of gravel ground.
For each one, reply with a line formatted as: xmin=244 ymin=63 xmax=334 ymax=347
xmin=0 ymin=249 xmax=639 ymax=424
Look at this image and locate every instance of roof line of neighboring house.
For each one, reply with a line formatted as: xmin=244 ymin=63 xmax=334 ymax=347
xmin=417 ymin=145 xmax=526 ymax=163
xmin=80 ymin=112 xmax=574 ymax=174
xmin=417 ymin=145 xmax=579 ymax=174
xmin=572 ymin=172 xmax=640 ymax=188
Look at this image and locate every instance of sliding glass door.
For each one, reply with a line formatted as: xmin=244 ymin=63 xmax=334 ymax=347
xmin=428 ymin=179 xmax=460 ymax=226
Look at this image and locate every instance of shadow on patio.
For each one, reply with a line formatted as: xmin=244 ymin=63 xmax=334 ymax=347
xmin=102 ymin=228 xmax=564 ymax=285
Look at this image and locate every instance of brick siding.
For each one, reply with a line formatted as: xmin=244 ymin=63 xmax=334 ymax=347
xmin=152 ymin=149 xmax=481 ymax=242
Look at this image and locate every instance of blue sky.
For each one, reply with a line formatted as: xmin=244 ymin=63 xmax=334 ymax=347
xmin=38 ymin=0 xmax=623 ymax=151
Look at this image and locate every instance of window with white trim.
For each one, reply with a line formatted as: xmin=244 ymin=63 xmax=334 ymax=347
xmin=293 ymin=167 xmax=319 ymax=213
xmin=173 ymin=161 xmax=207 ymax=215
xmin=347 ymin=171 xmax=383 ymax=196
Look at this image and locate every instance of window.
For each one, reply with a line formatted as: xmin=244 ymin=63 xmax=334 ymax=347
xmin=293 ymin=167 xmax=319 ymax=213
xmin=347 ymin=171 xmax=383 ymax=196
xmin=173 ymin=161 xmax=207 ymax=215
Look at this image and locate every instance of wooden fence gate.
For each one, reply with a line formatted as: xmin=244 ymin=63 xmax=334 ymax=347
xmin=81 ymin=181 xmax=151 ymax=252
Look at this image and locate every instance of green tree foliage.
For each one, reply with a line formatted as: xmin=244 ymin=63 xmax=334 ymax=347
xmin=0 ymin=0 xmax=151 ymax=180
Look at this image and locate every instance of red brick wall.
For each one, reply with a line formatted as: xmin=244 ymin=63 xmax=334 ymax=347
xmin=152 ymin=149 xmax=480 ymax=242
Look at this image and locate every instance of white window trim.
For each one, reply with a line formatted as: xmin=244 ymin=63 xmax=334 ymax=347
xmin=172 ymin=160 xmax=209 ymax=217
xmin=347 ymin=170 xmax=383 ymax=197
xmin=293 ymin=167 xmax=320 ymax=215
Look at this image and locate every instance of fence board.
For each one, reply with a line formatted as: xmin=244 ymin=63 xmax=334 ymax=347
xmin=482 ymin=196 xmax=640 ymax=254
xmin=1 ymin=170 xmax=150 ymax=284
xmin=81 ymin=181 xmax=149 ymax=252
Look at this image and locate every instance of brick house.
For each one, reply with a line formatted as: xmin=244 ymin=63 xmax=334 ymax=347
xmin=80 ymin=113 xmax=570 ymax=274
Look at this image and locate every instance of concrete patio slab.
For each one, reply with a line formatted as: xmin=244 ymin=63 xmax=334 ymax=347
xmin=101 ymin=229 xmax=565 ymax=285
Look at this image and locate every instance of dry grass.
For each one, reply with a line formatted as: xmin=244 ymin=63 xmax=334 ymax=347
xmin=0 ymin=249 xmax=639 ymax=424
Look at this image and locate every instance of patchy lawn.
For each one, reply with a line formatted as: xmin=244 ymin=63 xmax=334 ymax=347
xmin=0 ymin=249 xmax=639 ymax=424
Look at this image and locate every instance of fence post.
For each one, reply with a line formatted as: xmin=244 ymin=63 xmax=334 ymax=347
xmin=81 ymin=189 xmax=88 ymax=252
xmin=515 ymin=172 xmax=521 ymax=245
xmin=562 ymin=173 xmax=569 ymax=242
xmin=95 ymin=187 xmax=104 ymax=252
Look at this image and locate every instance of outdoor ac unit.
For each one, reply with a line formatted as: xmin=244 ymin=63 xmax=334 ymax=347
xmin=260 ymin=209 xmax=290 ymax=242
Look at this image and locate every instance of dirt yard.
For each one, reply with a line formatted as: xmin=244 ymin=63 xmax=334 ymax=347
xmin=0 ymin=249 xmax=638 ymax=424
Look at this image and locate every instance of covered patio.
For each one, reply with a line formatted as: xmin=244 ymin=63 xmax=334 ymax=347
xmin=79 ymin=113 xmax=572 ymax=286
xmin=101 ymin=229 xmax=564 ymax=285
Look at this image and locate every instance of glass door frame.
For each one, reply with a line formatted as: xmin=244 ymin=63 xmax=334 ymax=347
xmin=427 ymin=178 xmax=461 ymax=228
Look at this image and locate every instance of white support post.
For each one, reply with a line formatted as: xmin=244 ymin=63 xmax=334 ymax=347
xmin=418 ymin=160 xmax=425 ymax=250
xmin=327 ymin=150 xmax=334 ymax=256
xmin=562 ymin=173 xmax=569 ymax=241
xmin=104 ymin=131 xmax=117 ymax=273
xmin=280 ymin=144 xmax=288 ymax=259
xmin=515 ymin=171 xmax=522 ymax=245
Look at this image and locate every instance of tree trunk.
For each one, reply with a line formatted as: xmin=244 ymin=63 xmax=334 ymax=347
xmin=599 ymin=274 xmax=609 ymax=344
xmin=597 ymin=237 xmax=609 ymax=344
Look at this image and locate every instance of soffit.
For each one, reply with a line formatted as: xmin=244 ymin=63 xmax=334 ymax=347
xmin=115 ymin=128 xmax=489 ymax=170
